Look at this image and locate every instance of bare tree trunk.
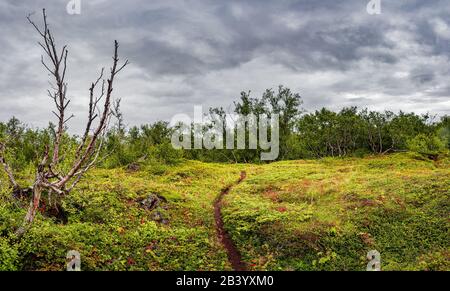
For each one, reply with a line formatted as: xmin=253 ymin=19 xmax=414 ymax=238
xmin=16 ymin=187 xmax=42 ymax=237
xmin=10 ymin=9 xmax=128 ymax=237
xmin=20 ymin=183 xmax=42 ymax=230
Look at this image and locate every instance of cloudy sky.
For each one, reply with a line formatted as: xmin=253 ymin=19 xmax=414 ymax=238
xmin=1 ymin=0 xmax=449 ymax=132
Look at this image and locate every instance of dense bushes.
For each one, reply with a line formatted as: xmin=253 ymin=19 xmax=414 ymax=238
xmin=294 ymin=108 xmax=441 ymax=158
xmin=407 ymin=134 xmax=446 ymax=156
xmin=0 ymin=237 xmax=18 ymax=271
xmin=1 ymin=86 xmax=449 ymax=171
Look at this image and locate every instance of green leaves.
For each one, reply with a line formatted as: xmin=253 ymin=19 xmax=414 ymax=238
xmin=0 ymin=237 xmax=18 ymax=271
xmin=407 ymin=133 xmax=446 ymax=156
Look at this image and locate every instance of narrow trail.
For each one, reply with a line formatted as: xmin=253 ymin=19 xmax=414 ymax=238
xmin=214 ymin=171 xmax=247 ymax=271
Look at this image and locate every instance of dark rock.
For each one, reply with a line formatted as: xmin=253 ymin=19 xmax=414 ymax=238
xmin=127 ymin=163 xmax=141 ymax=172
xmin=139 ymin=193 xmax=167 ymax=211
xmin=139 ymin=193 xmax=169 ymax=224
xmin=151 ymin=211 xmax=163 ymax=222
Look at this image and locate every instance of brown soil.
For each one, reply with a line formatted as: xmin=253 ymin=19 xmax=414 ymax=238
xmin=214 ymin=171 xmax=247 ymax=271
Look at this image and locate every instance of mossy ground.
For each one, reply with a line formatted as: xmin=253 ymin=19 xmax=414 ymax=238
xmin=0 ymin=153 xmax=448 ymax=270
xmin=224 ymin=153 xmax=450 ymax=270
xmin=0 ymin=161 xmax=243 ymax=270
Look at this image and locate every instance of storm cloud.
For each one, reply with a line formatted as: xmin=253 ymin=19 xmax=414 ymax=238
xmin=0 ymin=0 xmax=449 ymax=132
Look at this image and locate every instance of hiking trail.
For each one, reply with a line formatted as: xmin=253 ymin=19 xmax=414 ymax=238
xmin=214 ymin=171 xmax=247 ymax=271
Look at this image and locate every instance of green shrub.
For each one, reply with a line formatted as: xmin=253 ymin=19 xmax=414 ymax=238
xmin=437 ymin=126 xmax=450 ymax=149
xmin=407 ymin=134 xmax=446 ymax=155
xmin=0 ymin=237 xmax=18 ymax=270
xmin=152 ymin=142 xmax=183 ymax=165
xmin=352 ymin=148 xmax=371 ymax=158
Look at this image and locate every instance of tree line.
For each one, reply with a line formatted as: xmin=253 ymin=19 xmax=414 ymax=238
xmin=1 ymin=85 xmax=449 ymax=170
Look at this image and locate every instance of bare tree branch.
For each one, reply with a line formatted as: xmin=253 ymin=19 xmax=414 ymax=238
xmin=56 ymin=40 xmax=128 ymax=189
xmin=15 ymin=10 xmax=128 ymax=236
xmin=28 ymin=9 xmax=70 ymax=167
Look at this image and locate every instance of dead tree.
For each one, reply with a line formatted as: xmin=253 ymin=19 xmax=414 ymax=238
xmin=0 ymin=9 xmax=128 ymax=236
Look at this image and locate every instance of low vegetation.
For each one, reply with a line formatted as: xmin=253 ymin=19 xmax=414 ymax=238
xmin=224 ymin=153 xmax=450 ymax=270
xmin=0 ymin=153 xmax=448 ymax=270
xmin=0 ymin=11 xmax=448 ymax=271
xmin=0 ymin=160 xmax=244 ymax=270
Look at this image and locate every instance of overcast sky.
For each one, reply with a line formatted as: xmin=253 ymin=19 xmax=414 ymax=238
xmin=1 ymin=0 xmax=450 ymax=132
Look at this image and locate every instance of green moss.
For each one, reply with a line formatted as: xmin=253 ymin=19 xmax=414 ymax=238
xmin=0 ymin=154 xmax=448 ymax=270
xmin=224 ymin=153 xmax=450 ymax=270
xmin=0 ymin=236 xmax=18 ymax=270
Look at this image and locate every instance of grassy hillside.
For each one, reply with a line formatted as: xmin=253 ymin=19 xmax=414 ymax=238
xmin=224 ymin=153 xmax=450 ymax=270
xmin=0 ymin=161 xmax=243 ymax=270
xmin=0 ymin=153 xmax=448 ymax=270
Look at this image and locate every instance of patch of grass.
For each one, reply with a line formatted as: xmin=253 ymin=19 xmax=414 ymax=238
xmin=0 ymin=160 xmax=243 ymax=270
xmin=224 ymin=153 xmax=450 ymax=270
xmin=0 ymin=154 xmax=448 ymax=270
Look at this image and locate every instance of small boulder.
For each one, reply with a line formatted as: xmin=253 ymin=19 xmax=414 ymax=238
xmin=151 ymin=211 xmax=163 ymax=222
xmin=127 ymin=163 xmax=141 ymax=172
xmin=140 ymin=193 xmax=169 ymax=224
xmin=140 ymin=193 xmax=167 ymax=211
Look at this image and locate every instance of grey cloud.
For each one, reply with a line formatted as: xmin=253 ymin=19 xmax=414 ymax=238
xmin=0 ymin=0 xmax=449 ymax=133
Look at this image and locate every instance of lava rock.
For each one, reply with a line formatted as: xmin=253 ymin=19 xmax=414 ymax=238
xmin=140 ymin=193 xmax=166 ymax=211
xmin=151 ymin=211 xmax=163 ymax=222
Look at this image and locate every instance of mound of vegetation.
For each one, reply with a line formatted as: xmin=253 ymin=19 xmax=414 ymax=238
xmin=0 ymin=153 xmax=448 ymax=271
xmin=223 ymin=153 xmax=450 ymax=270
xmin=0 ymin=161 xmax=242 ymax=270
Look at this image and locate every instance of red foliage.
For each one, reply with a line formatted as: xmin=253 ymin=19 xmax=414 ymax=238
xmin=276 ymin=206 xmax=287 ymax=212
xmin=127 ymin=257 xmax=135 ymax=265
